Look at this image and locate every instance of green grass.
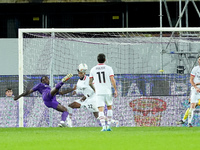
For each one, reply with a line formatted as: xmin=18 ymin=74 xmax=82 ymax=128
xmin=0 ymin=127 xmax=199 ymax=150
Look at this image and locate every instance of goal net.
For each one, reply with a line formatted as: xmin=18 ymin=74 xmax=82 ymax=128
xmin=14 ymin=28 xmax=200 ymax=127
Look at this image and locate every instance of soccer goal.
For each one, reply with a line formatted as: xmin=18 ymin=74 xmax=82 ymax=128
xmin=17 ymin=28 xmax=200 ymax=127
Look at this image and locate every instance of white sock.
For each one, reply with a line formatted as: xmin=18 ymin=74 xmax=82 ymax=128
xmin=107 ymin=110 xmax=113 ymax=126
xmin=67 ymin=107 xmax=73 ymax=119
xmin=67 ymin=106 xmax=73 ymax=114
xmin=99 ymin=111 xmax=106 ymax=128
xmin=188 ymin=108 xmax=195 ymax=124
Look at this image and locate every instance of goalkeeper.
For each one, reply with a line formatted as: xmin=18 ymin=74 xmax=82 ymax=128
xmin=14 ymin=74 xmax=74 ymax=127
xmin=177 ymin=98 xmax=200 ymax=125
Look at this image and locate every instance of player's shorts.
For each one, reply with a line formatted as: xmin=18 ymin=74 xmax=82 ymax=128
xmin=96 ymin=94 xmax=113 ymax=107
xmin=75 ymin=95 xmax=98 ymax=112
xmin=43 ymin=92 xmax=59 ymax=109
xmin=44 ymin=100 xmax=59 ymax=109
xmin=190 ymin=86 xmax=200 ymax=103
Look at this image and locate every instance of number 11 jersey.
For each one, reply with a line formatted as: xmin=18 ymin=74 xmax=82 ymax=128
xmin=89 ymin=63 xmax=114 ymax=95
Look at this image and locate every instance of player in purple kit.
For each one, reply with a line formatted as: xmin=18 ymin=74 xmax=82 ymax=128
xmin=14 ymin=73 xmax=73 ymax=127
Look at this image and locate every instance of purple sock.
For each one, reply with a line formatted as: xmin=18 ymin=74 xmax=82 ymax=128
xmin=55 ymin=81 xmax=64 ymax=90
xmin=61 ymin=111 xmax=69 ymax=121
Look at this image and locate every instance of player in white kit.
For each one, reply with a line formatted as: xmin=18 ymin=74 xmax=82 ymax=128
xmin=67 ymin=63 xmax=119 ymax=127
xmin=89 ymin=53 xmax=118 ymax=131
xmin=188 ymin=56 xmax=200 ymax=127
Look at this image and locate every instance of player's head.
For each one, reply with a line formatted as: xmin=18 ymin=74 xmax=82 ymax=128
xmin=41 ymin=76 xmax=49 ymax=85
xmin=77 ymin=63 xmax=88 ymax=80
xmin=97 ymin=53 xmax=106 ymax=63
xmin=5 ymin=88 xmax=13 ymax=97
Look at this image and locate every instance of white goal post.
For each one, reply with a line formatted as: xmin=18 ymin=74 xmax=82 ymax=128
xmin=18 ymin=27 xmax=200 ymax=127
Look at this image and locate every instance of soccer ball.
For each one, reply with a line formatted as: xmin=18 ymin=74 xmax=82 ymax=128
xmin=78 ymin=63 xmax=88 ymax=73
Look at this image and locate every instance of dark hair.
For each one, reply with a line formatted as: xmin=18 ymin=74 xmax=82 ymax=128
xmin=97 ymin=53 xmax=106 ymax=63
xmin=41 ymin=76 xmax=47 ymax=82
xmin=5 ymin=88 xmax=12 ymax=92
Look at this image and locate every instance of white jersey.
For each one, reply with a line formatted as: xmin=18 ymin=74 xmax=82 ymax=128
xmin=75 ymin=75 xmax=98 ymax=112
xmin=89 ymin=63 xmax=114 ymax=95
xmin=76 ymin=76 xmax=94 ymax=98
xmin=191 ymin=66 xmax=200 ymax=85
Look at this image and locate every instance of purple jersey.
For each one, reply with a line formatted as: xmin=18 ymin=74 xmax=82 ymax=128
xmin=31 ymin=82 xmax=62 ymax=109
xmin=32 ymin=83 xmax=51 ymax=95
xmin=32 ymin=83 xmax=55 ymax=102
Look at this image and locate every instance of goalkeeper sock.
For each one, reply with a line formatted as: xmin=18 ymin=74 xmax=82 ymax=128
xmin=61 ymin=111 xmax=69 ymax=122
xmin=55 ymin=81 xmax=64 ymax=90
xmin=183 ymin=108 xmax=190 ymax=121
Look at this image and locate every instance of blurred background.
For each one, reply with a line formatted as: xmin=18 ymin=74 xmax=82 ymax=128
xmin=0 ymin=0 xmax=200 ymax=38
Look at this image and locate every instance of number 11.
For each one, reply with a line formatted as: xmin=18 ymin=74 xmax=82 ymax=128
xmin=97 ymin=71 xmax=105 ymax=83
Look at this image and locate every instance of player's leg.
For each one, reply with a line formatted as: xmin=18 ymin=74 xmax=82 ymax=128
xmin=98 ymin=106 xmax=106 ymax=131
xmin=67 ymin=101 xmax=82 ymax=127
xmin=56 ymin=104 xmax=69 ymax=127
xmin=92 ymin=112 xmax=102 ymax=126
xmin=96 ymin=95 xmax=107 ymax=131
xmin=103 ymin=105 xmax=119 ymax=127
xmin=177 ymin=108 xmax=189 ymax=125
xmin=44 ymin=97 xmax=69 ymax=127
xmin=106 ymin=105 xmax=112 ymax=131
xmin=183 ymin=108 xmax=190 ymax=121
xmin=198 ymin=99 xmax=200 ymax=106
xmin=188 ymin=103 xmax=196 ymax=127
xmin=188 ymin=87 xmax=199 ymax=127
xmin=50 ymin=73 xmax=73 ymax=96
xmin=68 ymin=101 xmax=81 ymax=108
xmin=93 ymin=112 xmax=99 ymax=118
xmin=84 ymin=96 xmax=101 ymax=126
xmin=105 ymin=94 xmax=113 ymax=131
xmin=66 ymin=106 xmax=73 ymax=127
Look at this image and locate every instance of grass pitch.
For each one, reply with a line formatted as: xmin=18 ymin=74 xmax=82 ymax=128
xmin=0 ymin=127 xmax=199 ymax=150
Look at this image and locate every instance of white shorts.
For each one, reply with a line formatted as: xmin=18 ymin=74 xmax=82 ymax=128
xmin=190 ymin=86 xmax=200 ymax=103
xmin=96 ymin=94 xmax=113 ymax=107
xmin=75 ymin=95 xmax=98 ymax=112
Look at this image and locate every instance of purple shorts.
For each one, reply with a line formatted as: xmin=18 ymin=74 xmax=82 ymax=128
xmin=42 ymin=92 xmax=59 ymax=109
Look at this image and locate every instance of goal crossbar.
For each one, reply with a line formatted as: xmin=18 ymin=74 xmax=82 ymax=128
xmin=19 ymin=27 xmax=200 ymax=33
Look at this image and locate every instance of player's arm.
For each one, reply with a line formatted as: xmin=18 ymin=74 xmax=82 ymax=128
xmin=89 ymin=77 xmax=95 ymax=92
xmin=14 ymin=89 xmax=34 ymax=101
xmin=81 ymin=92 xmax=92 ymax=102
xmin=190 ymin=75 xmax=200 ymax=92
xmin=110 ymin=76 xmax=118 ymax=98
xmin=190 ymin=75 xmax=196 ymax=88
xmin=59 ymin=85 xmax=76 ymax=95
xmin=80 ymin=96 xmax=87 ymax=102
